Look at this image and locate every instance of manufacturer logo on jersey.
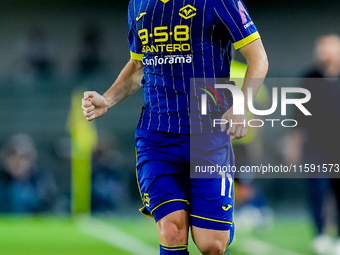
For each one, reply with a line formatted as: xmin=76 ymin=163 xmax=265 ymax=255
xmin=179 ymin=5 xmax=196 ymax=19
xmin=222 ymin=205 xmax=232 ymax=211
xmin=136 ymin=12 xmax=147 ymax=22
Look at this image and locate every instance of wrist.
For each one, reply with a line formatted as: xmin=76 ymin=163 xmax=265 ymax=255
xmin=103 ymin=93 xmax=114 ymax=109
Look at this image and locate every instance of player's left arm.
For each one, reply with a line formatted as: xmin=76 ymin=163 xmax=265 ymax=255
xmin=222 ymin=39 xmax=268 ymax=139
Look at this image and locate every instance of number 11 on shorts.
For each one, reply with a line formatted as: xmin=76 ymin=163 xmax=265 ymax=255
xmin=219 ymin=172 xmax=233 ymax=198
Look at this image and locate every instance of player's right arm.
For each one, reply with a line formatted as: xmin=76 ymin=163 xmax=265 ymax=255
xmin=82 ymin=58 xmax=143 ymax=121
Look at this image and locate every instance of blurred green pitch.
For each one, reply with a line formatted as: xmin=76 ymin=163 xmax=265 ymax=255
xmin=0 ymin=216 xmax=315 ymax=255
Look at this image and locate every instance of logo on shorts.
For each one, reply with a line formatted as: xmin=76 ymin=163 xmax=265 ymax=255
xmin=222 ymin=205 xmax=232 ymax=211
xmin=179 ymin=5 xmax=197 ymax=19
xmin=143 ymin=193 xmax=150 ymax=207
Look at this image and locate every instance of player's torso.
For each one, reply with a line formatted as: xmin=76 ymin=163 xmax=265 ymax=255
xmin=129 ymin=0 xmax=243 ymax=133
xmin=130 ymin=0 xmax=231 ymax=81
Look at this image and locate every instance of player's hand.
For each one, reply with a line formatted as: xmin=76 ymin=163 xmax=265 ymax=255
xmin=82 ymin=91 xmax=108 ymax=121
xmin=221 ymin=106 xmax=248 ymax=140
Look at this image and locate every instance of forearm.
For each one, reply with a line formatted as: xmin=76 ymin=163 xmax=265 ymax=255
xmin=103 ymin=58 xmax=144 ymax=108
xmin=239 ymin=39 xmax=268 ymax=111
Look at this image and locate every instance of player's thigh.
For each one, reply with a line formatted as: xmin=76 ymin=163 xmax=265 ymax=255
xmin=189 ymin=176 xmax=235 ymax=250
xmin=190 ymin=133 xmax=235 ymax=238
xmin=135 ymin=128 xmax=190 ymax=221
xmin=191 ymin=226 xmax=230 ymax=254
xmin=137 ymin=162 xmax=190 ymax=245
xmin=189 ymin=176 xmax=234 ymax=229
xmin=137 ymin=160 xmax=190 ymax=221
xmin=157 ymin=209 xmax=189 ymax=245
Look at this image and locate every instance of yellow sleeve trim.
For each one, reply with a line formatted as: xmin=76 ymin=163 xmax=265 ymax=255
xmin=233 ymin=32 xmax=260 ymax=50
xmin=151 ymin=199 xmax=189 ymax=214
xmin=190 ymin=214 xmax=233 ymax=225
xmin=130 ymin=51 xmax=144 ymax=61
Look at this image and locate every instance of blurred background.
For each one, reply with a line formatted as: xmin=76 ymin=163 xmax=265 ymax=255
xmin=0 ymin=0 xmax=340 ymax=254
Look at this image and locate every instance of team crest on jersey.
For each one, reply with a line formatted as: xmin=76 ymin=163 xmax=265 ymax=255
xmin=179 ymin=4 xmax=196 ymax=19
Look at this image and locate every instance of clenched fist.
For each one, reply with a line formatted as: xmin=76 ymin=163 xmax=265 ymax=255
xmin=81 ymin=91 xmax=109 ymax=121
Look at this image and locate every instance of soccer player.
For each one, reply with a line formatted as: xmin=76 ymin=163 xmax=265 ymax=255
xmin=82 ymin=0 xmax=268 ymax=254
xmin=285 ymin=35 xmax=340 ymax=255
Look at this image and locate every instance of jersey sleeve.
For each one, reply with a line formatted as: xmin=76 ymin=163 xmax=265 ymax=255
xmin=213 ymin=0 xmax=260 ymax=50
xmin=128 ymin=4 xmax=143 ymax=61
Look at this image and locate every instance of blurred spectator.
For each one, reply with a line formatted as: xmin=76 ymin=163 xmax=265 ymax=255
xmin=91 ymin=136 xmax=126 ymax=214
xmin=14 ymin=26 xmax=54 ymax=84
xmin=0 ymin=134 xmax=57 ymax=213
xmin=76 ymin=26 xmax=103 ymax=79
xmin=284 ymin=35 xmax=340 ymax=255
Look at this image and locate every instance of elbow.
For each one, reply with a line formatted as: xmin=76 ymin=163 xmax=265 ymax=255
xmin=255 ymin=47 xmax=269 ymax=76
xmin=262 ymin=51 xmax=269 ymax=73
xmin=249 ymin=50 xmax=269 ymax=77
xmin=261 ymin=54 xmax=269 ymax=76
xmin=256 ymin=39 xmax=269 ymax=75
xmin=242 ymin=39 xmax=269 ymax=77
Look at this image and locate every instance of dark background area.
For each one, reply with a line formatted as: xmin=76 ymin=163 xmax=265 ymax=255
xmin=0 ymin=0 xmax=339 ymax=215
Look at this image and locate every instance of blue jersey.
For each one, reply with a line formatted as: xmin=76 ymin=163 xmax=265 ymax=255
xmin=128 ymin=0 xmax=259 ymax=133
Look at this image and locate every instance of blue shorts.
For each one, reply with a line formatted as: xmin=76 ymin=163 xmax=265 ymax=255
xmin=135 ymin=129 xmax=235 ymax=233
